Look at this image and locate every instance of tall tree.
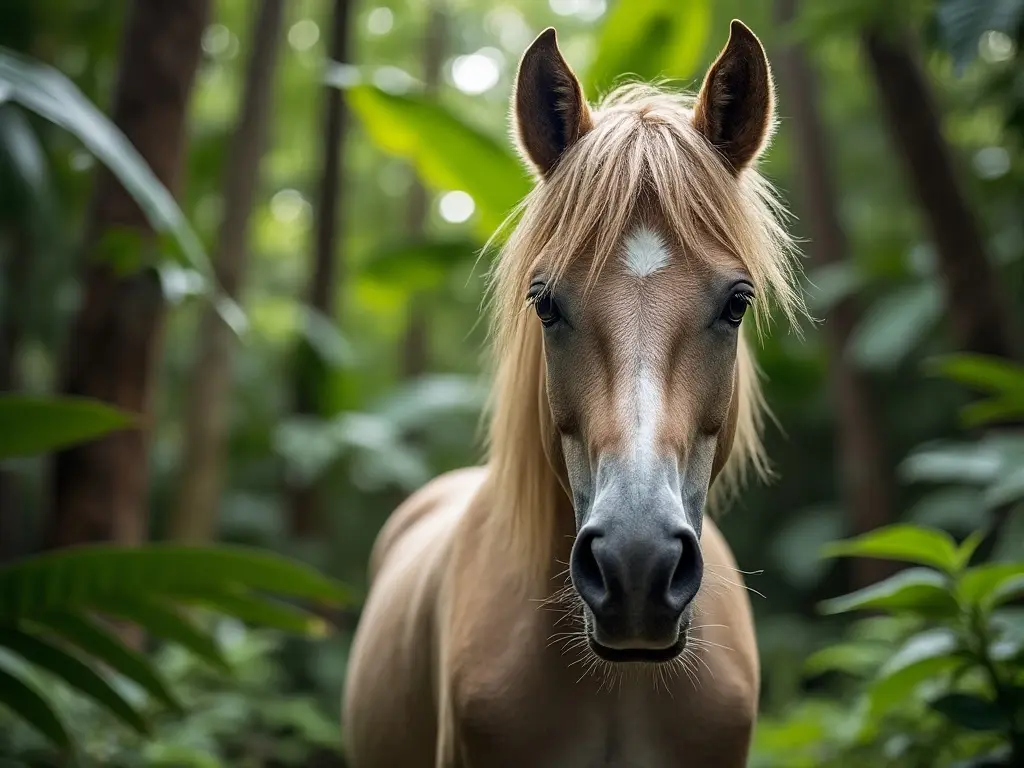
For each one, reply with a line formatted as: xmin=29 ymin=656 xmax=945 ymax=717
xmin=401 ymin=2 xmax=448 ymax=379
xmin=776 ymin=0 xmax=895 ymax=588
xmin=290 ymin=0 xmax=354 ymax=537
xmin=172 ymin=0 xmax=285 ymax=543
xmin=46 ymin=0 xmax=210 ymax=548
xmin=861 ymin=24 xmax=1018 ymax=361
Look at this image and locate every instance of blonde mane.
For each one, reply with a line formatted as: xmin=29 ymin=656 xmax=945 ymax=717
xmin=482 ymin=83 xmax=805 ymax=579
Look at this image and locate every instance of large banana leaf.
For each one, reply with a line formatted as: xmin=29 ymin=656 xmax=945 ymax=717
xmin=585 ymin=0 xmax=712 ymax=95
xmin=0 ymin=47 xmax=245 ymax=334
xmin=344 ymin=84 xmax=530 ymax=239
xmin=0 ymin=395 xmax=136 ymax=459
xmin=0 ymin=544 xmax=354 ymax=748
xmin=0 ymin=544 xmax=353 ymax=618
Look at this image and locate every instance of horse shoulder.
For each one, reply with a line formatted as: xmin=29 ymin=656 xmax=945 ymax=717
xmin=344 ymin=467 xmax=488 ymax=768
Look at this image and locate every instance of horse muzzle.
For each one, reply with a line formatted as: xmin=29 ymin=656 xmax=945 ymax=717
xmin=570 ymin=517 xmax=703 ymax=662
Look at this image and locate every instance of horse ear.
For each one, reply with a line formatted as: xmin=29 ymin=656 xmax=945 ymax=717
xmin=513 ymin=28 xmax=593 ymax=177
xmin=693 ymin=20 xmax=775 ymax=173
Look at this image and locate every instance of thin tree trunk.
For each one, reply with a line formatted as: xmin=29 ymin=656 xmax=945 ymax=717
xmin=46 ymin=0 xmax=209 ymax=549
xmin=0 ymin=228 xmax=26 ymax=561
xmin=861 ymin=26 xmax=1017 ymax=361
xmin=776 ymin=1 xmax=896 ymax=588
xmin=400 ymin=3 xmax=447 ymax=379
xmin=171 ymin=0 xmax=284 ymax=543
xmin=290 ymin=0 xmax=354 ymax=537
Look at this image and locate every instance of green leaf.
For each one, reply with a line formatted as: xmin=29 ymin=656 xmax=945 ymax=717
xmin=849 ymin=281 xmax=942 ymax=371
xmin=99 ymin=596 xmax=230 ymax=674
xmin=983 ymin=465 xmax=1024 ymax=509
xmin=0 ymin=395 xmax=135 ymax=458
xmin=927 ymin=353 xmax=1024 ymax=396
xmin=929 ymin=692 xmax=1006 ymax=731
xmin=362 ymin=239 xmax=481 ymax=289
xmin=868 ymin=628 xmax=965 ymax=715
xmin=171 ymin=589 xmax=329 ymax=637
xmin=343 ymin=84 xmax=530 ymax=238
xmin=0 ymin=544 xmax=353 ymax=619
xmin=0 ymin=665 xmax=71 ymax=749
xmin=803 ymin=641 xmax=888 ymax=678
xmin=586 ymin=0 xmax=711 ymax=94
xmin=818 ymin=568 xmax=958 ymax=617
xmin=0 ymin=626 xmax=149 ymax=735
xmin=0 ymin=47 xmax=245 ymax=335
xmin=27 ymin=613 xmax=181 ymax=713
xmin=821 ymin=524 xmax=961 ymax=574
xmin=960 ymin=563 xmax=1024 ymax=609
xmin=956 ymin=529 xmax=987 ymax=571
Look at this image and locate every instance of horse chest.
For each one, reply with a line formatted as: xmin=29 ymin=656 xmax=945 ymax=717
xmin=458 ymin=668 xmax=718 ymax=768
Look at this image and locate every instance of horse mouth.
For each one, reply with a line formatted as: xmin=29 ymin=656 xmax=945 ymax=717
xmin=586 ymin=632 xmax=688 ymax=663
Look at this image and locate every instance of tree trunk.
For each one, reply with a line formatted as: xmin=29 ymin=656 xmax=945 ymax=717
xmin=400 ymin=3 xmax=448 ymax=379
xmin=861 ymin=26 xmax=1017 ymax=361
xmin=46 ymin=0 xmax=210 ymax=549
xmin=0 ymin=227 xmax=26 ymax=561
xmin=171 ymin=0 xmax=284 ymax=543
xmin=776 ymin=0 xmax=896 ymax=588
xmin=289 ymin=0 xmax=354 ymax=538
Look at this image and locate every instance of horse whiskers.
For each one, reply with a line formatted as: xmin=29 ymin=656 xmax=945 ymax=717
xmin=704 ymin=564 xmax=764 ymax=577
xmin=702 ymin=570 xmax=767 ymax=600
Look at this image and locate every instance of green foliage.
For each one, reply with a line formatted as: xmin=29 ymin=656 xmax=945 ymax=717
xmin=585 ymin=0 xmax=711 ymax=94
xmin=0 ymin=395 xmax=135 ymax=459
xmin=343 ymin=83 xmax=530 ymax=239
xmin=0 ymin=46 xmax=244 ymax=333
xmin=755 ymin=524 xmax=1024 ymax=767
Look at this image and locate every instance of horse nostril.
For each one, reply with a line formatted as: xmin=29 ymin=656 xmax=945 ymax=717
xmin=570 ymin=526 xmax=607 ymax=610
xmin=667 ymin=529 xmax=703 ymax=612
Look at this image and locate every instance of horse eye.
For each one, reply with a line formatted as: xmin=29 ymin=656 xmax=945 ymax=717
xmin=721 ymin=291 xmax=753 ymax=327
xmin=534 ymin=292 xmax=561 ymax=327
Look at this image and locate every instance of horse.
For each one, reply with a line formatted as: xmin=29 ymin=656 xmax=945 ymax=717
xmin=343 ymin=19 xmax=804 ymax=768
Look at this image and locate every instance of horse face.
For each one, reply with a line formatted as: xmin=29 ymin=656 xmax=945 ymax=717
xmin=513 ymin=23 xmax=775 ymax=662
xmin=532 ymin=225 xmax=748 ymax=661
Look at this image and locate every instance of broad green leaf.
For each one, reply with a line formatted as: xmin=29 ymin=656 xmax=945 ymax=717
xmin=0 ymin=544 xmax=353 ymax=618
xmin=927 ymin=353 xmax=1024 ymax=396
xmin=960 ymin=396 xmax=1024 ymax=428
xmin=362 ymin=239 xmax=481 ymax=289
xmin=0 ymin=395 xmax=135 ymax=459
xmin=818 ymin=568 xmax=958 ymax=617
xmin=586 ymin=0 xmax=711 ymax=95
xmin=821 ymin=524 xmax=960 ymax=574
xmin=344 ymin=84 xmax=530 ymax=238
xmin=171 ymin=589 xmax=328 ymax=637
xmin=27 ymin=613 xmax=181 ymax=713
xmin=849 ymin=281 xmax=941 ymax=371
xmin=0 ymin=665 xmax=71 ymax=749
xmin=0 ymin=49 xmax=206 ymax=274
xmin=100 ymin=596 xmax=229 ymax=673
xmin=0 ymin=626 xmax=149 ymax=735
xmin=803 ymin=641 xmax=888 ymax=678
xmin=960 ymin=563 xmax=1024 ymax=609
xmin=983 ymin=465 xmax=1024 ymax=509
xmin=868 ymin=628 xmax=965 ymax=715
xmin=0 ymin=47 xmax=245 ymax=335
xmin=955 ymin=529 xmax=987 ymax=571
xmin=929 ymin=692 xmax=1006 ymax=731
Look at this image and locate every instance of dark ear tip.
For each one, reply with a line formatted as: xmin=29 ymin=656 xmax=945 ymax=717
xmin=727 ymin=19 xmax=762 ymax=48
xmin=531 ymin=27 xmax=558 ymax=51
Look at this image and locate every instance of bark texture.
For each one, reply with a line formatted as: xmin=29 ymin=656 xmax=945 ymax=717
xmin=172 ymin=0 xmax=284 ymax=543
xmin=47 ymin=0 xmax=210 ymax=548
xmin=290 ymin=0 xmax=354 ymax=537
xmin=861 ymin=26 xmax=1017 ymax=360
xmin=776 ymin=0 xmax=896 ymax=588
